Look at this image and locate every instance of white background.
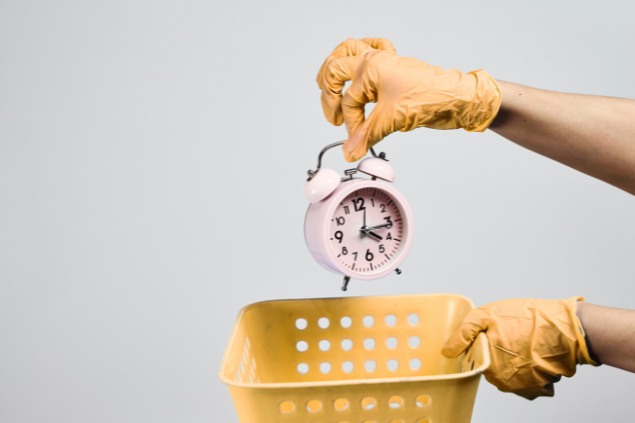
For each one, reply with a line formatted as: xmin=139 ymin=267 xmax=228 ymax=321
xmin=1 ymin=0 xmax=634 ymax=421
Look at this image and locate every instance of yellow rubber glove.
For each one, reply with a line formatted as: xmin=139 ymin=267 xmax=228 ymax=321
xmin=441 ymin=297 xmax=599 ymax=400
xmin=316 ymin=38 xmax=502 ymax=162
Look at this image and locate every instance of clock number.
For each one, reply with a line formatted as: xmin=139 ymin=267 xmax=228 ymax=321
xmin=334 ymin=231 xmax=343 ymax=243
xmin=370 ymin=199 xmax=375 ymax=207
xmin=387 ymin=232 xmax=392 ymax=240
xmin=384 ymin=216 xmax=393 ymax=226
xmin=365 ymin=249 xmax=374 ymax=262
xmin=379 ymin=244 xmax=385 ymax=253
xmin=342 ymin=246 xmax=348 ymax=255
xmin=335 ymin=217 xmax=345 ymax=226
xmin=352 ymin=197 xmax=366 ymax=212
xmin=380 ymin=204 xmax=386 ymax=213
xmin=343 ymin=206 xmax=350 ymax=215
xmin=352 ymin=251 xmax=358 ymax=261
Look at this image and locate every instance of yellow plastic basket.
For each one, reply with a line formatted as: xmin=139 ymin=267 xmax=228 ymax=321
xmin=219 ymin=294 xmax=490 ymax=423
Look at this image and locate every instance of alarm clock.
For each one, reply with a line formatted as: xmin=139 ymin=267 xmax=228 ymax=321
xmin=304 ymin=141 xmax=414 ymax=291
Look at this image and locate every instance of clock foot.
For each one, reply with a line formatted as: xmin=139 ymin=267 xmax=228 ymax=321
xmin=395 ymin=268 xmax=403 ymax=275
xmin=341 ymin=276 xmax=351 ymax=291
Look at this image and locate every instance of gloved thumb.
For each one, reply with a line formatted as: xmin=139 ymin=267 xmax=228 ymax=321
xmin=441 ymin=318 xmax=485 ymax=359
xmin=342 ymin=106 xmax=387 ymax=162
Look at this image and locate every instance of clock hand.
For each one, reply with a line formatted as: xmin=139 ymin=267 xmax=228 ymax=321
xmin=359 ymin=226 xmax=383 ymax=240
xmin=365 ymin=223 xmax=393 ymax=231
xmin=366 ymin=230 xmax=383 ymax=241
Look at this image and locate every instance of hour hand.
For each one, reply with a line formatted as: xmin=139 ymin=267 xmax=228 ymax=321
xmin=366 ymin=230 xmax=383 ymax=241
xmin=360 ymin=226 xmax=383 ymax=240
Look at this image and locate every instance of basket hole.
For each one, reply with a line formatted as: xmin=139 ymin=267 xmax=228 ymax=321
xmin=318 ymin=317 xmax=330 ymax=329
xmin=319 ymin=340 xmax=331 ymax=351
xmin=388 ymin=396 xmax=404 ymax=408
xmin=334 ymin=398 xmax=350 ymax=411
xmin=361 ymin=397 xmax=377 ymax=410
xmin=239 ymin=361 xmax=244 ymax=374
xmin=340 ymin=316 xmax=352 ymax=328
xmin=385 ymin=314 xmax=397 ymax=327
xmin=296 ymin=318 xmax=308 ymax=330
xmin=415 ymin=395 xmax=431 ymax=407
xmin=296 ymin=341 xmax=309 ymax=352
xmin=362 ymin=397 xmax=377 ymax=410
xmin=242 ymin=351 xmax=247 ymax=364
xmin=409 ymin=336 xmax=421 ymax=348
xmin=236 ymin=371 xmax=241 ymax=382
xmin=252 ymin=358 xmax=257 ymax=368
xmin=320 ymin=362 xmax=332 ymax=374
xmin=415 ymin=419 xmax=431 ymax=423
xmin=248 ymin=374 xmax=253 ymax=383
xmin=279 ymin=401 xmax=295 ymax=414
xmin=306 ymin=399 xmax=322 ymax=413
xmin=363 ymin=316 xmax=374 ymax=327
xmin=410 ymin=358 xmax=422 ymax=370
xmin=297 ymin=363 xmax=309 ymax=374
xmin=408 ymin=314 xmax=420 ymax=325
xmin=244 ymin=345 xmax=249 ymax=357
xmin=245 ymin=337 xmax=250 ymax=347
xmin=342 ymin=361 xmax=354 ymax=373
xmin=387 ymin=359 xmax=399 ymax=371
xmin=341 ymin=339 xmax=353 ymax=351
xmin=386 ymin=337 xmax=398 ymax=349
xmin=364 ymin=338 xmax=376 ymax=350
xmin=364 ymin=360 xmax=377 ymax=372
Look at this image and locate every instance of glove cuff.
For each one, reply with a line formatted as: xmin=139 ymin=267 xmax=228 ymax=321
xmin=462 ymin=70 xmax=502 ymax=133
xmin=566 ymin=296 xmax=600 ymax=367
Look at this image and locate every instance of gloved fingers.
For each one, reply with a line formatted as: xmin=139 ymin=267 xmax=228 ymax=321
xmin=341 ymin=80 xmax=373 ymax=137
xmin=320 ymin=56 xmax=364 ymax=126
xmin=342 ymin=103 xmax=392 ymax=162
xmin=358 ymin=38 xmax=397 ymax=54
xmin=316 ymin=38 xmax=373 ymax=90
xmin=441 ymin=316 xmax=486 ymax=358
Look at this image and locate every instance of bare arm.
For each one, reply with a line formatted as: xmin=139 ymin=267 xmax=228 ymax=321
xmin=577 ymin=302 xmax=635 ymax=372
xmin=489 ymin=81 xmax=635 ymax=195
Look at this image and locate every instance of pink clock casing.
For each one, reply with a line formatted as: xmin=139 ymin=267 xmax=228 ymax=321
xmin=305 ymin=178 xmax=414 ymax=281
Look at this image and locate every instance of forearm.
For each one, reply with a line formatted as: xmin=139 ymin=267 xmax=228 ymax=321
xmin=577 ymin=302 xmax=635 ymax=372
xmin=489 ymin=81 xmax=635 ymax=195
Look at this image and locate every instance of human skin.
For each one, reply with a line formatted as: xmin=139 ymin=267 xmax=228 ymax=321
xmin=486 ymin=81 xmax=635 ymax=374
xmin=577 ymin=302 xmax=635 ymax=372
xmin=489 ymin=81 xmax=635 ymax=196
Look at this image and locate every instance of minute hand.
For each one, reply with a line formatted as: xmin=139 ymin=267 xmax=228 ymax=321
xmin=365 ymin=223 xmax=393 ymax=231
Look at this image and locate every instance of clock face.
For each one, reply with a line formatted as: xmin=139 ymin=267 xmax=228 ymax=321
xmin=329 ymin=187 xmax=405 ymax=274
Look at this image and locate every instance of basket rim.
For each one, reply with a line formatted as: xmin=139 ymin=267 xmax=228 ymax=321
xmin=218 ymin=293 xmax=490 ymax=389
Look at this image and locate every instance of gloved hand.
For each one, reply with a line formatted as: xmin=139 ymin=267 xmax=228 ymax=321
xmin=441 ymin=297 xmax=599 ymax=400
xmin=316 ymin=38 xmax=502 ymax=162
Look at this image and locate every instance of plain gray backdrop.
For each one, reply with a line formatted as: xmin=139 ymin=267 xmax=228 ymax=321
xmin=1 ymin=0 xmax=634 ymax=421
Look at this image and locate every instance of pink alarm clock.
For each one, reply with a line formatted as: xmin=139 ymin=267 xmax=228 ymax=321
xmin=304 ymin=141 xmax=414 ymax=291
